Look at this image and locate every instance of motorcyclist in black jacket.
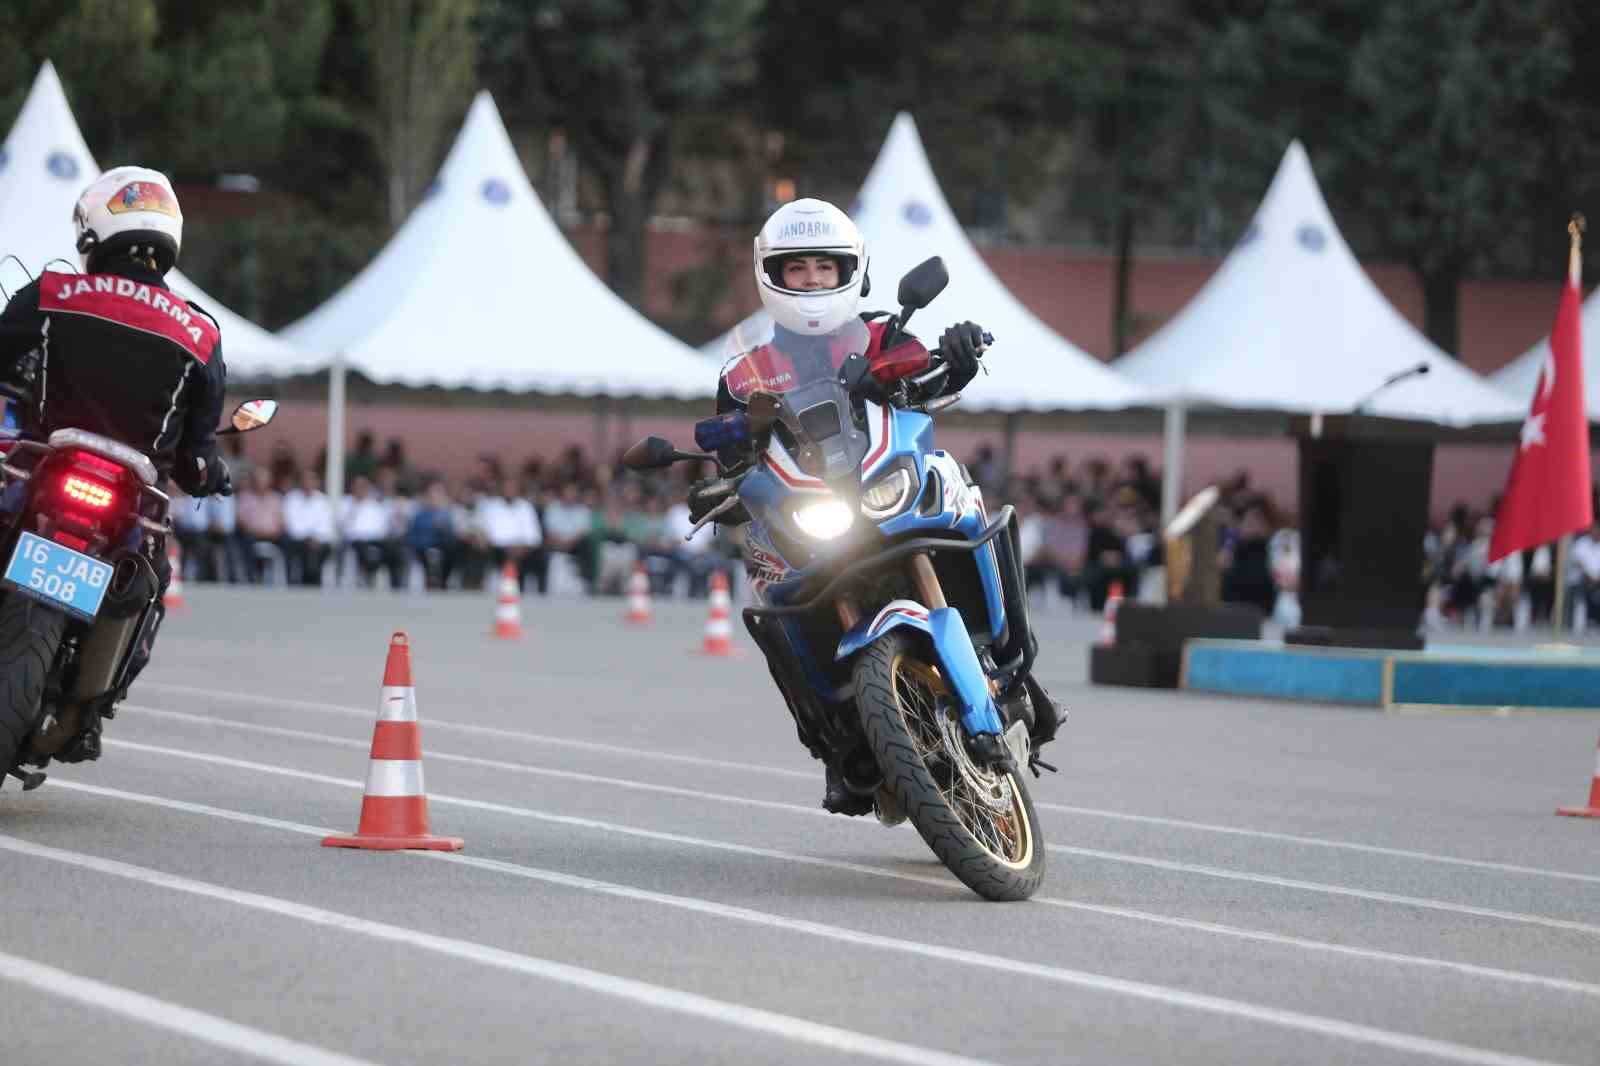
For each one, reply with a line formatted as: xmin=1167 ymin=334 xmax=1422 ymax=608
xmin=0 ymin=166 xmax=229 ymax=736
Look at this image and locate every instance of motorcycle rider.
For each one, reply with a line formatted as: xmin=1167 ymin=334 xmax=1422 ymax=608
xmin=695 ymin=197 xmax=1063 ymax=815
xmin=0 ymin=166 xmax=228 ymax=760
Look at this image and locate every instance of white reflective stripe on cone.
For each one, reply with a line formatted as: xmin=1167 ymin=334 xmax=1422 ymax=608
xmin=1592 ymin=748 xmax=1600 ymax=777
xmin=365 ymin=759 xmax=424 ymax=797
xmin=378 ymin=686 xmax=417 ymax=723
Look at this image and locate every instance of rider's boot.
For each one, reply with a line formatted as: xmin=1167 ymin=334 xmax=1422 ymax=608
xmin=822 ymin=764 xmax=875 ymax=816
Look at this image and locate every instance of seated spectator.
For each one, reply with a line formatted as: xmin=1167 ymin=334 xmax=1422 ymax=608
xmin=236 ymin=469 xmax=289 ymax=584
xmin=1220 ymin=504 xmax=1276 ymax=614
xmin=1083 ymin=501 xmax=1139 ymax=611
xmin=663 ymin=493 xmax=721 ymax=597
xmin=283 ymin=471 xmax=336 ymax=586
xmin=342 ymin=475 xmax=402 ymax=589
xmin=170 ymin=487 xmax=211 ymax=582
xmin=1025 ymin=493 xmax=1089 ymax=605
xmin=476 ymin=477 xmax=542 ymax=591
xmin=542 ymin=480 xmax=594 ymax=590
xmin=405 ymin=480 xmax=458 ymax=590
xmin=451 ymin=481 xmax=490 ymax=590
xmin=1572 ymin=519 xmax=1600 ymax=625
xmin=590 ymin=494 xmax=638 ymax=596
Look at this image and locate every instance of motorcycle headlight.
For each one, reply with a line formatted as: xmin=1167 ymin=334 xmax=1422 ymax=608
xmin=861 ymin=467 xmax=914 ymax=520
xmin=792 ymin=497 xmax=855 ymax=540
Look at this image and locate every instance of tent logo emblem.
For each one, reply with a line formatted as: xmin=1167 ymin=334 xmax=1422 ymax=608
xmin=1236 ymin=222 xmax=1261 ymax=247
xmin=1296 ymin=224 xmax=1326 ymax=252
xmin=903 ymin=200 xmax=932 ymax=226
xmin=481 ymin=178 xmax=511 ymax=206
xmin=46 ymin=151 xmax=79 ymax=180
xmin=423 ymin=178 xmax=442 ymax=200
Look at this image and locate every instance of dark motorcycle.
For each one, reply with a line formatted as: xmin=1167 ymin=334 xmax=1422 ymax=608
xmin=0 ymin=385 xmax=278 ymax=791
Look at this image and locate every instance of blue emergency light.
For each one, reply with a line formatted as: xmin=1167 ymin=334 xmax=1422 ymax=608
xmin=694 ymin=411 xmax=750 ymax=453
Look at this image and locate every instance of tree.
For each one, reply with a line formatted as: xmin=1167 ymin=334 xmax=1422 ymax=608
xmin=354 ymin=0 xmax=478 ymax=231
xmin=480 ymin=0 xmax=761 ymax=305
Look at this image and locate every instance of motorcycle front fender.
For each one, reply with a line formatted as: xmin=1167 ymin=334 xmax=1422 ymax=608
xmin=836 ymin=599 xmax=1005 ymax=738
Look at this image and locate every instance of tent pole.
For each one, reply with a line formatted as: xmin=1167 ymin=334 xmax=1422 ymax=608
xmin=1161 ymin=400 xmax=1186 ymax=525
xmin=1001 ymin=412 xmax=1021 ymax=487
xmin=592 ymin=396 xmax=610 ymax=471
xmin=325 ymin=354 xmax=347 ymax=549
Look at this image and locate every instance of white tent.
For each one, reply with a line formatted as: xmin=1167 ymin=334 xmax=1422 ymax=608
xmin=1116 ymin=141 xmax=1521 ymax=426
xmin=282 ymin=90 xmax=714 ymax=400
xmin=1490 ymin=291 xmax=1600 ymax=418
xmin=0 ymin=61 xmax=316 ymax=377
xmin=708 ymin=113 xmax=1150 ymax=413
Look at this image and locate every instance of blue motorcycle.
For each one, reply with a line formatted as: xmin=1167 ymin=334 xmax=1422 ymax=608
xmin=626 ymin=258 xmax=1046 ymax=900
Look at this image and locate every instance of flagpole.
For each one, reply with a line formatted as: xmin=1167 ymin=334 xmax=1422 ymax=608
xmin=1553 ymin=215 xmax=1585 ymax=637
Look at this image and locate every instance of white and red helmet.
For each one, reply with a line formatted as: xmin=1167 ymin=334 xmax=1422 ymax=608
xmin=753 ymin=198 xmax=868 ymax=335
xmin=72 ymin=166 xmax=184 ymax=274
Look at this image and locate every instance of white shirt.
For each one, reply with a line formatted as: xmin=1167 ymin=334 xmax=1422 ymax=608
xmin=664 ymin=502 xmax=714 ymax=553
xmin=203 ymin=493 xmax=237 ymax=535
xmin=1019 ymin=514 xmax=1046 ymax=564
xmin=543 ymin=499 xmax=593 ymax=545
xmin=1572 ymin=535 xmax=1600 ymax=581
xmin=476 ymin=495 xmax=542 ymax=548
xmin=284 ymin=489 xmax=336 ymax=542
xmin=341 ymin=495 xmax=391 ymax=541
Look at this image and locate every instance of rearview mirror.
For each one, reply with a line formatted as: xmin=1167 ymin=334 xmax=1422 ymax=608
xmin=897 ymin=256 xmax=949 ymax=311
xmin=229 ymin=398 xmax=278 ymax=433
xmin=622 ymin=436 xmax=680 ymax=471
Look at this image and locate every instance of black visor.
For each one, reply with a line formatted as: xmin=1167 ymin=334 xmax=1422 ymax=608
xmin=763 ymin=252 xmax=857 ymax=291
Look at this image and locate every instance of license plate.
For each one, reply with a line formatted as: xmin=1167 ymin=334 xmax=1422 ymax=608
xmin=3 ymin=531 xmax=114 ymax=620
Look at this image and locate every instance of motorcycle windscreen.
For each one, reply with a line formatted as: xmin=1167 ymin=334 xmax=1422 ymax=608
xmin=720 ymin=319 xmax=872 ymax=480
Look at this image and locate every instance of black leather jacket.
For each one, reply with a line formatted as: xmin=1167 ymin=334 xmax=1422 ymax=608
xmin=0 ymin=260 xmax=226 ymax=489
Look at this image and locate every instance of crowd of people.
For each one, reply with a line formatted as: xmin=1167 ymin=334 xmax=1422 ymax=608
xmin=186 ymin=430 xmax=1600 ymax=634
xmin=1422 ymin=494 xmax=1600 ymax=632
xmin=173 ymin=433 xmax=738 ymax=598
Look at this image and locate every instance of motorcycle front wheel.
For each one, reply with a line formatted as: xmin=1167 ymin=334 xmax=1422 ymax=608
xmin=0 ymin=595 xmax=67 ymax=777
xmin=853 ymin=630 xmax=1045 ymax=901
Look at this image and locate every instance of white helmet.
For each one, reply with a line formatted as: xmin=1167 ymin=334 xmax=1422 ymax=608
xmin=753 ymin=198 xmax=868 ymax=335
xmin=72 ymin=166 xmax=184 ymax=274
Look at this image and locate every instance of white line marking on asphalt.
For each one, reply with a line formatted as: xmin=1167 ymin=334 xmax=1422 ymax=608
xmin=10 ymin=796 xmax=1578 ymax=1066
xmin=0 ymin=948 xmax=383 ymax=1066
xmin=132 ymin=685 xmax=1600 ymax=885
xmin=134 ymin=684 xmax=815 ymax=779
xmin=74 ymin=751 xmax=1600 ymax=1000
xmin=0 ymin=835 xmax=996 ymax=1066
xmin=113 ymin=719 xmax=1600 ymax=939
xmin=1033 ymin=802 xmax=1600 ymax=886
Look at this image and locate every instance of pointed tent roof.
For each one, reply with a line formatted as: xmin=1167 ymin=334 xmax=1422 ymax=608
xmin=282 ymin=92 xmax=713 ymax=398
xmin=1490 ymin=291 xmax=1600 ymax=418
xmin=1115 ymin=142 xmax=1521 ymax=426
xmin=708 ymin=114 xmax=1150 ymax=412
xmin=0 ymin=61 xmax=317 ymax=377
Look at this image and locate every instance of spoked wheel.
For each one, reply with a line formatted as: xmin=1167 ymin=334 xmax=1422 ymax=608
xmin=854 ymin=630 xmax=1045 ymax=901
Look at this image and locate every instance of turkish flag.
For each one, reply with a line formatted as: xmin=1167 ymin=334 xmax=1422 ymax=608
xmin=1490 ymin=275 xmax=1593 ymax=561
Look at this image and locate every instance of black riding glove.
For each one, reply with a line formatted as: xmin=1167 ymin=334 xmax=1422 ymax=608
xmin=175 ymin=449 xmax=230 ymax=497
xmin=687 ymin=478 xmax=749 ymax=527
xmin=937 ymin=321 xmax=985 ymax=392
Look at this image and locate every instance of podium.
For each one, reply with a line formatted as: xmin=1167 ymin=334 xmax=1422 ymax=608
xmin=1286 ymin=414 xmax=1432 ymax=650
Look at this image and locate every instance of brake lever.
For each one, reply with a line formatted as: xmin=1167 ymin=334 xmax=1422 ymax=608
xmin=686 ymin=494 xmax=742 ymax=538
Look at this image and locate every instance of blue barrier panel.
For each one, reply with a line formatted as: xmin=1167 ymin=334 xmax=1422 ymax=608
xmin=1184 ymin=642 xmax=1386 ymax=706
xmin=1392 ymin=660 xmax=1600 ymax=709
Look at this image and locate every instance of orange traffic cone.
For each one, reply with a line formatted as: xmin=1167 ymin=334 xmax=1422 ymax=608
xmin=492 ymin=561 xmax=523 ymax=639
xmin=1557 ymin=732 xmax=1600 ymax=819
xmin=624 ymin=562 xmax=652 ymax=624
xmin=1098 ymin=580 xmax=1124 ymax=646
xmin=701 ymin=570 xmax=735 ymax=656
xmin=322 ymin=633 xmax=463 ymax=851
xmin=163 ymin=540 xmax=185 ymax=610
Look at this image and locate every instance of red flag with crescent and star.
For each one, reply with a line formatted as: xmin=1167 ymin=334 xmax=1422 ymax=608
xmin=1490 ymin=231 xmax=1592 ymax=562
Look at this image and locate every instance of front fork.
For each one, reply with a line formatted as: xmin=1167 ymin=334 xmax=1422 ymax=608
xmin=837 ymin=551 xmax=1007 ymax=740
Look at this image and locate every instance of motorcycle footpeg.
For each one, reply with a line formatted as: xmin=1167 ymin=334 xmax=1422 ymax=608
xmin=1027 ymin=754 xmax=1058 ymax=778
xmin=6 ymin=767 xmax=48 ymax=791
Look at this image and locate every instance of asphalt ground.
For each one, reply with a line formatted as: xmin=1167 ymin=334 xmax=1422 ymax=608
xmin=2 ymin=586 xmax=1598 ymax=1066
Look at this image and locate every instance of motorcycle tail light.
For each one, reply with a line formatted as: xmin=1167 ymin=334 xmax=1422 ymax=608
xmin=869 ymin=339 xmax=931 ymax=384
xmin=52 ymin=530 xmax=90 ymax=551
xmin=61 ymin=474 xmax=117 ymax=510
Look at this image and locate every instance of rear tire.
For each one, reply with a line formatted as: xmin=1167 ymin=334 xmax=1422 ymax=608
xmin=854 ymin=630 xmax=1045 ymax=901
xmin=0 ymin=595 xmax=67 ymax=776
